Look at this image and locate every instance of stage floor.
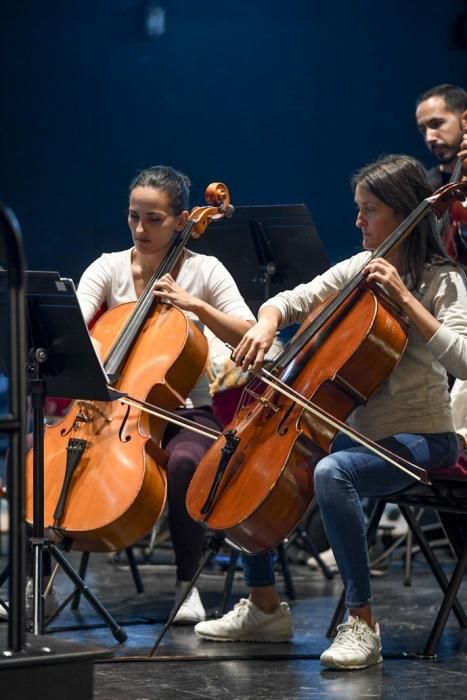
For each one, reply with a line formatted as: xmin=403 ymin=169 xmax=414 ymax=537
xmin=1 ymin=541 xmax=466 ymax=699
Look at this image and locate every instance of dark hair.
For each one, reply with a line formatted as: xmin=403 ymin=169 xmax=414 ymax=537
xmin=352 ymin=154 xmax=454 ymax=290
xmin=416 ymin=84 xmax=467 ymax=113
xmin=129 ymin=165 xmax=191 ymax=214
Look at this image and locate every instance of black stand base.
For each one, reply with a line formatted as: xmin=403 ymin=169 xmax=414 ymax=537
xmin=36 ymin=541 xmax=127 ymax=643
xmin=0 ymin=632 xmax=111 ymax=700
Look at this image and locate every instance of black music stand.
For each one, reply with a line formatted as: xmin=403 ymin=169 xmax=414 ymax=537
xmin=21 ymin=270 xmax=127 ymax=642
xmin=193 ymin=204 xmax=330 ymax=312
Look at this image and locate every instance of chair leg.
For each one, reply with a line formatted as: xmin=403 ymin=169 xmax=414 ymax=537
xmin=403 ymin=529 xmax=414 ymax=586
xmin=221 ymin=550 xmax=239 ymax=614
xmin=126 ymin=547 xmax=144 ymax=593
xmin=422 ymin=543 xmax=467 ymax=657
xmin=291 ymin=527 xmax=335 ymax=580
xmin=276 ymin=542 xmax=296 ymax=600
xmin=400 ymin=505 xmax=467 ymax=627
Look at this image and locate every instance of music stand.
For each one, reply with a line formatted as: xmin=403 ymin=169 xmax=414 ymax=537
xmin=19 ymin=270 xmax=127 ymax=642
xmin=193 ymin=204 xmax=330 ymax=313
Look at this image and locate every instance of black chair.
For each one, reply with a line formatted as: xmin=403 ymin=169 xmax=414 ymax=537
xmin=327 ymin=469 xmax=467 ymax=658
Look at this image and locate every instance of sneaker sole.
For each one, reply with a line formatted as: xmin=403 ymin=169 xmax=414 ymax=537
xmin=195 ymin=630 xmax=292 ymax=643
xmin=320 ymin=654 xmax=383 ymax=669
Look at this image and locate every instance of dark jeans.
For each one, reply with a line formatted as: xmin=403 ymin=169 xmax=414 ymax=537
xmin=243 ymin=432 xmax=458 ymax=607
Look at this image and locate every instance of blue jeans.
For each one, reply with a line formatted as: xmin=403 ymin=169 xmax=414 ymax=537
xmin=243 ymin=432 xmax=458 ymax=607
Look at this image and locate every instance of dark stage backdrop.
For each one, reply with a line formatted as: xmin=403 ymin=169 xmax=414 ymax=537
xmin=0 ymin=1 xmax=466 ymax=298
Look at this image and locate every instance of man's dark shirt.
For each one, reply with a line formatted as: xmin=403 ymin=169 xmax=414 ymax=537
xmin=426 ymin=166 xmax=467 ymax=265
xmin=426 ymin=165 xmax=451 ymax=191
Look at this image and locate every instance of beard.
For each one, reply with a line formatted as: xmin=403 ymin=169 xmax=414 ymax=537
xmin=432 ymin=140 xmax=461 ymax=166
xmin=436 ymin=150 xmax=457 ymax=166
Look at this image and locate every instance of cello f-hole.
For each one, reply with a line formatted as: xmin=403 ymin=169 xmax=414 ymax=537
xmin=119 ymin=403 xmax=132 ymax=443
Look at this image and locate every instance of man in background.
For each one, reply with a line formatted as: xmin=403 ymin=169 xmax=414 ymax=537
xmin=415 ymin=84 xmax=467 ymax=262
xmin=415 ymin=83 xmax=467 ymax=189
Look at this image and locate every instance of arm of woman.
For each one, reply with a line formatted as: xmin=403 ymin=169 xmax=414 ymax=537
xmin=77 ymin=255 xmax=112 ymax=325
xmin=233 ymin=252 xmax=370 ymax=371
xmin=188 ymin=295 xmax=254 ymax=345
xmin=153 ymin=266 xmax=254 ymax=346
xmin=232 ymin=306 xmax=283 ymax=371
xmin=365 ymin=258 xmax=467 ymax=378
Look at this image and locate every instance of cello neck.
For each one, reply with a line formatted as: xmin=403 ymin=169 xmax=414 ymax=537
xmin=104 ymin=219 xmax=197 ymax=379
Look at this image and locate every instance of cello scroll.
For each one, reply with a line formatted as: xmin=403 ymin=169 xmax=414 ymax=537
xmin=189 ymin=183 xmax=234 ymax=238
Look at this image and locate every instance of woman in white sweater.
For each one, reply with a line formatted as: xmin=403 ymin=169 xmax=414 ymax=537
xmin=77 ymin=165 xmax=255 ymax=624
xmin=194 ymin=154 xmax=467 ymax=669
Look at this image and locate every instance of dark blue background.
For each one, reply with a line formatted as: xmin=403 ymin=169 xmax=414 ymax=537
xmin=0 ymin=1 xmax=466 ymax=285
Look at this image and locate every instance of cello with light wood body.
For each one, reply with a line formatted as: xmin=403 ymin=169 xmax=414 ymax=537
xmin=25 ymin=183 xmax=233 ymax=552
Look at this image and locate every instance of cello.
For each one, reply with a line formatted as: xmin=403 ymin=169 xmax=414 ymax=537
xmin=186 ymin=180 xmax=467 ymax=554
xmin=442 ymin=157 xmax=467 ymax=264
xmin=25 ymin=183 xmax=234 ymax=552
xmin=437 ymin=114 xmax=467 ymax=261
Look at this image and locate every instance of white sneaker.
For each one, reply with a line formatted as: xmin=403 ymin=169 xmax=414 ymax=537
xmin=0 ymin=577 xmax=59 ymax=621
xmin=320 ymin=616 xmax=383 ymax=669
xmin=306 ymin=547 xmax=337 ymax=572
xmin=173 ymin=585 xmax=206 ymax=625
xmin=194 ymin=598 xmax=293 ymax=642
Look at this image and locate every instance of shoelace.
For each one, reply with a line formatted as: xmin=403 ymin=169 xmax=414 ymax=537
xmin=224 ymin=599 xmax=250 ymax=620
xmin=333 ymin=621 xmax=375 ymax=651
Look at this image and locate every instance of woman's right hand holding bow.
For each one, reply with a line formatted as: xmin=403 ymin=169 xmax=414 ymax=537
xmin=232 ymin=306 xmax=282 ymax=372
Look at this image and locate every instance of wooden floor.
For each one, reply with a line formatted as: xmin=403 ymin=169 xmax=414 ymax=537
xmin=1 ymin=534 xmax=466 ymax=699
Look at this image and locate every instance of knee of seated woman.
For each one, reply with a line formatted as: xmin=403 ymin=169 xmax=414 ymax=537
xmin=166 ymin=451 xmax=198 ymax=477
xmin=314 ymin=455 xmax=345 ymax=490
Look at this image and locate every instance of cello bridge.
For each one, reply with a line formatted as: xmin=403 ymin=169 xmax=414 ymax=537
xmin=244 ymin=388 xmax=279 ymax=413
xmin=76 ymin=400 xmax=112 ymax=423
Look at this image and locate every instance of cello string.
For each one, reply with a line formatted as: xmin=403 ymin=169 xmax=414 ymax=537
xmin=104 ymin=221 xmax=197 ymax=375
xmin=118 ymin=396 xmax=221 ymax=440
xmin=258 ymin=369 xmax=429 ymax=483
xmin=224 ymin=343 xmax=426 ymax=478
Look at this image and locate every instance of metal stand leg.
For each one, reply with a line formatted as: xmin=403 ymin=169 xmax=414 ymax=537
xmin=71 ymin=546 xmax=143 ymax=612
xmin=149 ymin=534 xmax=224 ymax=656
xmin=47 ymin=543 xmax=127 ymax=642
xmin=71 ymin=551 xmax=90 ymax=610
xmin=220 ymin=549 xmax=239 ymax=614
xmin=276 ymin=542 xmax=296 ymax=600
xmin=126 ymin=547 xmax=144 ymax=593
